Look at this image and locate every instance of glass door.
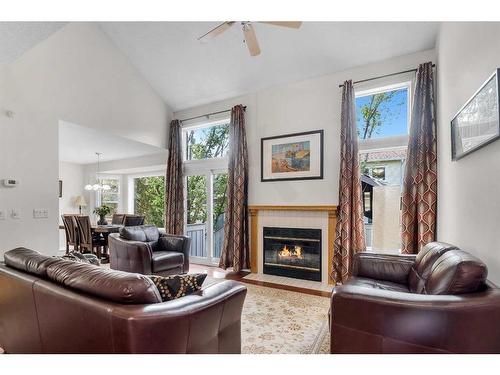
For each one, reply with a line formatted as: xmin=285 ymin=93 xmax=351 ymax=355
xmin=185 ymin=170 xmax=227 ymax=264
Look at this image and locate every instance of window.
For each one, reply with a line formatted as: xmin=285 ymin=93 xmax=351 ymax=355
xmin=182 ymin=117 xmax=230 ymax=264
xmin=356 ymin=82 xmax=411 ymax=253
xmin=134 ymin=175 xmax=165 ymax=227
xmin=183 ymin=120 xmax=230 ymax=161
xmin=356 ymin=84 xmax=409 ymax=141
xmin=97 ymin=176 xmax=121 ymax=220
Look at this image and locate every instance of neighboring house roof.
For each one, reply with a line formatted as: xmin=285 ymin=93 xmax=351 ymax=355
xmin=360 ymin=148 xmax=407 ymax=162
xmin=361 ymin=174 xmax=386 ymax=187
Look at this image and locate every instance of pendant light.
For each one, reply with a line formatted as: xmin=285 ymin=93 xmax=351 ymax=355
xmin=84 ymin=152 xmax=111 ymax=191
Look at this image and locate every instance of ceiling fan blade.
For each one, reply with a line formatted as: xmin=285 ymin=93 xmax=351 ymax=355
xmin=243 ymin=23 xmax=261 ymax=56
xmin=259 ymin=21 xmax=302 ymax=29
xmin=198 ymin=21 xmax=235 ymax=41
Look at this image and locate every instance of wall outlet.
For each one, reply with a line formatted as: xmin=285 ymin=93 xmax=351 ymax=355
xmin=11 ymin=208 xmax=21 ymax=219
xmin=33 ymin=209 xmax=49 ymax=219
xmin=0 ymin=209 xmax=6 ymax=220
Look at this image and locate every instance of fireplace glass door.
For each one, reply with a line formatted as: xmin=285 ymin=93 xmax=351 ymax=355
xmin=263 ymin=227 xmax=321 ymax=281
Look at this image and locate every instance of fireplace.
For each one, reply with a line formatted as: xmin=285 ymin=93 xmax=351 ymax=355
xmin=263 ymin=227 xmax=321 ymax=281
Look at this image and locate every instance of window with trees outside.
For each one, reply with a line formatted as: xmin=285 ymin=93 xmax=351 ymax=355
xmin=134 ymin=175 xmax=165 ymax=227
xmin=97 ymin=177 xmax=121 ymax=221
xmin=183 ymin=118 xmax=230 ymax=264
xmin=355 ymin=82 xmax=410 ymax=252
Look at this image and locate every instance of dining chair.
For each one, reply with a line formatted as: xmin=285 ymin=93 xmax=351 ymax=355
xmin=111 ymin=213 xmax=126 ymax=225
xmin=123 ymin=214 xmax=145 ymax=226
xmin=75 ymin=215 xmax=106 ymax=260
xmin=61 ymin=215 xmax=79 ymax=254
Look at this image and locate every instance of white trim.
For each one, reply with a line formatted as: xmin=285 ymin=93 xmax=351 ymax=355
xmin=181 ymin=116 xmax=231 ymax=162
xmin=355 ymin=80 xmax=412 ymax=98
xmin=181 ymin=116 xmax=230 ymax=130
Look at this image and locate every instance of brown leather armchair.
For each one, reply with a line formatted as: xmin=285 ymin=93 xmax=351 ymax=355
xmin=0 ymin=248 xmax=246 ymax=354
xmin=330 ymin=242 xmax=500 ymax=354
xmin=108 ymin=225 xmax=191 ymax=276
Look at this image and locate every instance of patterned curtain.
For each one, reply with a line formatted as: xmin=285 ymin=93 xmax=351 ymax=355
xmin=165 ymin=119 xmax=184 ymax=235
xmin=219 ymin=105 xmax=249 ymax=271
xmin=332 ymin=80 xmax=366 ymax=284
xmin=401 ymin=62 xmax=437 ymax=254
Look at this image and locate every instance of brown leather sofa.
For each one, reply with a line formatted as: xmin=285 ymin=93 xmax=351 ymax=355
xmin=0 ymin=247 xmax=246 ymax=354
xmin=108 ymin=225 xmax=191 ymax=276
xmin=330 ymin=242 xmax=500 ymax=354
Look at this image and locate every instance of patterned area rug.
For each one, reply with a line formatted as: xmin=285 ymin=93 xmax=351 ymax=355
xmin=241 ymin=283 xmax=330 ymax=354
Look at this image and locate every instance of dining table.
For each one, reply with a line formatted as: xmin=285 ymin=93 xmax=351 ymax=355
xmin=59 ymin=223 xmax=123 ymax=263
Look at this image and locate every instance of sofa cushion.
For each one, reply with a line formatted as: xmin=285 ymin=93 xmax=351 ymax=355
xmin=425 ymin=250 xmax=488 ymax=295
xmin=408 ymin=242 xmax=458 ymax=293
xmin=152 ymin=251 xmax=184 ymax=272
xmin=159 ymin=236 xmax=185 ymax=252
xmin=344 ymin=276 xmax=409 ymax=293
xmin=143 ymin=225 xmax=160 ymax=242
xmin=120 ymin=225 xmax=159 ymax=242
xmin=45 ymin=260 xmax=162 ymax=304
xmin=4 ymin=247 xmax=59 ymax=278
xmin=148 ymin=273 xmax=207 ymax=301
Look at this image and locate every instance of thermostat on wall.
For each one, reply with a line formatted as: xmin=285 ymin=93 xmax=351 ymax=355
xmin=2 ymin=179 xmax=19 ymax=187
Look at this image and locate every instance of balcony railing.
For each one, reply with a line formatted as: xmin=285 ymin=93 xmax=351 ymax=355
xmin=186 ymin=223 xmax=224 ymax=259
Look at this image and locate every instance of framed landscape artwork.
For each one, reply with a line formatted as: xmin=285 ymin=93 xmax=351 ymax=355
xmin=451 ymin=68 xmax=500 ymax=160
xmin=261 ymin=130 xmax=323 ymax=182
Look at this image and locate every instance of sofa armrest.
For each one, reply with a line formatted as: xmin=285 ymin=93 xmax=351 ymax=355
xmin=330 ymin=283 xmax=500 ymax=353
xmin=110 ymin=280 xmax=247 ymax=353
xmin=351 ymin=252 xmax=416 ymax=285
xmin=158 ymin=235 xmax=191 ymax=273
xmin=108 ymin=234 xmax=154 ymax=274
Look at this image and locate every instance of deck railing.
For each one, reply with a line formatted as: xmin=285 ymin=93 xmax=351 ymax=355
xmin=186 ymin=223 xmax=224 ymax=259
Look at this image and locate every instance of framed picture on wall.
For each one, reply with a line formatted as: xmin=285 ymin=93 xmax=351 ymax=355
xmin=451 ymin=68 xmax=500 ymax=160
xmin=261 ymin=130 xmax=324 ymax=182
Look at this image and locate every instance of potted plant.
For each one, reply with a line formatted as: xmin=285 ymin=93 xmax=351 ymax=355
xmin=93 ymin=205 xmax=112 ymax=225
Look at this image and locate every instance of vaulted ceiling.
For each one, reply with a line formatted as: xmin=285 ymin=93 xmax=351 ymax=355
xmin=99 ymin=22 xmax=439 ymax=110
xmin=0 ymin=22 xmax=66 ymax=65
xmin=1 ymin=22 xmax=439 ymax=111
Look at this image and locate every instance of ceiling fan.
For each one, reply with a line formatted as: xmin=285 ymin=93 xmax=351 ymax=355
xmin=197 ymin=21 xmax=302 ymax=57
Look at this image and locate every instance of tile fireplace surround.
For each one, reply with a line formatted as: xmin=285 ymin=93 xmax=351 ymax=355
xmin=248 ymin=205 xmax=337 ymax=285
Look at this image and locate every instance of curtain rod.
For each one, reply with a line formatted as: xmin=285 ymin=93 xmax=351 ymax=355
xmin=338 ymin=64 xmax=436 ymax=88
xmin=180 ymin=106 xmax=247 ymax=123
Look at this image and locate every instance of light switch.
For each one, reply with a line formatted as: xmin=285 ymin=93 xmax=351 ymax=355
xmin=33 ymin=209 xmax=49 ymax=219
xmin=11 ymin=208 xmax=21 ymax=219
xmin=0 ymin=209 xmax=6 ymax=220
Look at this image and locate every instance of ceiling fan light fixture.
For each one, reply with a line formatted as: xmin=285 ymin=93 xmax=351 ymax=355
xmin=197 ymin=20 xmax=301 ymax=57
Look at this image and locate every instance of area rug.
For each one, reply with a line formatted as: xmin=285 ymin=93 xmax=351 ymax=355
xmin=240 ymin=283 xmax=330 ymax=354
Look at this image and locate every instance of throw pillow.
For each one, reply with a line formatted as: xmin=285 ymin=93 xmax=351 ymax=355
xmin=148 ymin=273 xmax=207 ymax=301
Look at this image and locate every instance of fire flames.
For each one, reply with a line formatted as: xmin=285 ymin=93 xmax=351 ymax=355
xmin=278 ymin=245 xmax=303 ymax=259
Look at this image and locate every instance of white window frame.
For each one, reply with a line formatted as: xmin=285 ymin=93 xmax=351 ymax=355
xmin=127 ymin=170 xmax=166 ymax=215
xmin=182 ymin=117 xmax=230 ymax=265
xmin=182 ymin=117 xmax=231 ymax=164
xmin=355 ymin=80 xmax=412 ymax=152
xmin=355 ymin=79 xmax=412 ymax=255
xmin=95 ymin=174 xmax=123 ymax=213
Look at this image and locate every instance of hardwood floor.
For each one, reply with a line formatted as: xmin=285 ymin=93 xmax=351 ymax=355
xmin=190 ymin=263 xmax=331 ymax=298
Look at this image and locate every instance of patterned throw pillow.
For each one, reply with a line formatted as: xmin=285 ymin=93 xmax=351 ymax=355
xmin=148 ymin=273 xmax=207 ymax=302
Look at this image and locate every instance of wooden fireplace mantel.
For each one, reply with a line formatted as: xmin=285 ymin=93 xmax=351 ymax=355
xmin=248 ymin=205 xmax=337 ymax=284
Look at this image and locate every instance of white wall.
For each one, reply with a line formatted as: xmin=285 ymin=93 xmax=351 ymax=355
xmin=83 ymin=152 xmax=168 ymax=215
xmin=437 ymin=22 xmax=500 ymax=284
xmin=0 ymin=22 xmax=170 ymax=257
xmin=58 ymin=161 xmax=89 ymax=250
xmin=174 ymin=49 xmax=436 ymax=206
